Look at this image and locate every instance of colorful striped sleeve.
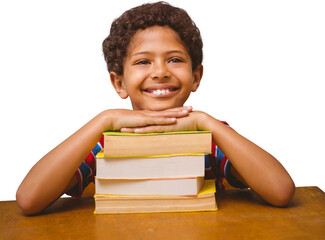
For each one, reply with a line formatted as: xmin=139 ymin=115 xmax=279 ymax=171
xmin=65 ymin=136 xmax=104 ymax=198
xmin=207 ymin=121 xmax=248 ymax=190
xmin=216 ymin=144 xmax=247 ymax=189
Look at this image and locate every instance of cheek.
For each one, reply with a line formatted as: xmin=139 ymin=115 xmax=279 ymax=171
xmin=173 ymin=66 xmax=193 ymax=80
xmin=124 ymin=71 xmax=147 ymax=88
xmin=179 ymin=72 xmax=195 ymax=87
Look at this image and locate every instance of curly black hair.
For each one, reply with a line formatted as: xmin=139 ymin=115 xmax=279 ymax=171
xmin=102 ymin=1 xmax=203 ymax=75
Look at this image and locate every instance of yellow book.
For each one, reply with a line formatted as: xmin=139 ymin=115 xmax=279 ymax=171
xmin=94 ymin=180 xmax=217 ymax=214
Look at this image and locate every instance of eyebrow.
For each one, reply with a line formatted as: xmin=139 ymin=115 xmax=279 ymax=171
xmin=132 ymin=50 xmax=187 ymax=57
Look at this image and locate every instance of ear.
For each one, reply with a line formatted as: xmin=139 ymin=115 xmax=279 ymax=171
xmin=191 ymin=65 xmax=203 ymax=92
xmin=110 ymin=72 xmax=128 ymax=99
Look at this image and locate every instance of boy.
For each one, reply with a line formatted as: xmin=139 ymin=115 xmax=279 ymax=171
xmin=16 ymin=2 xmax=295 ymax=215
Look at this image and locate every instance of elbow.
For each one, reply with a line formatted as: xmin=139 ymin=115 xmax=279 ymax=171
xmin=16 ymin=187 xmax=41 ymax=216
xmin=269 ymin=178 xmax=296 ymax=207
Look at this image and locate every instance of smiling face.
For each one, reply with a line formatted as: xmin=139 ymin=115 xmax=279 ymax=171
xmin=110 ymin=26 xmax=203 ymax=111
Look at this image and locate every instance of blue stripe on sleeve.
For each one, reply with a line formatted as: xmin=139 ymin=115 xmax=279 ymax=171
xmin=224 ymin=160 xmax=247 ymax=189
xmin=216 ymin=147 xmax=225 ymax=166
xmin=204 ymin=154 xmax=211 ymax=168
xmin=92 ymin=143 xmax=102 ymax=156
xmin=79 ymin=162 xmax=92 ymax=191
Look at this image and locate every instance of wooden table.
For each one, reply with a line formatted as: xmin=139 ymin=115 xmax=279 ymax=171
xmin=1 ymin=187 xmax=324 ymax=239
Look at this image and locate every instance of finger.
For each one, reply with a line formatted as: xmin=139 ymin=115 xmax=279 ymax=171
xmin=120 ymin=127 xmax=135 ymax=133
xmin=164 ymin=106 xmax=193 ymax=112
xmin=152 ymin=111 xmax=189 ymax=118
xmin=162 ymin=106 xmax=193 ymax=115
xmin=139 ymin=118 xmax=178 ymax=128
xmin=146 ymin=106 xmax=192 ymax=118
xmin=121 ymin=124 xmax=174 ymax=134
xmin=133 ymin=125 xmax=175 ymax=134
xmin=123 ymin=116 xmax=177 ymax=129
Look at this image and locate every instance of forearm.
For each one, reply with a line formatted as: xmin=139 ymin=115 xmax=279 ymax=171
xmin=196 ymin=112 xmax=295 ymax=206
xmin=16 ymin=112 xmax=107 ymax=215
xmin=115 ymin=109 xmax=295 ymax=206
xmin=16 ymin=107 xmax=191 ymax=215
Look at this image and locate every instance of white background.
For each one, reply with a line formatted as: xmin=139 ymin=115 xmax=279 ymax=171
xmin=0 ymin=0 xmax=324 ymax=201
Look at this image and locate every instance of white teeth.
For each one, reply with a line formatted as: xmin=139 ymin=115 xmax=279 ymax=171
xmin=152 ymin=89 xmax=170 ymax=95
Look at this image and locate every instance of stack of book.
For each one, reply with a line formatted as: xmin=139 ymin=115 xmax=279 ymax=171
xmin=94 ymin=131 xmax=217 ymax=214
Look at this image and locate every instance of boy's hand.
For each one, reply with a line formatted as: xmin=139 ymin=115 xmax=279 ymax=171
xmin=100 ymin=106 xmax=193 ymax=132
xmin=120 ymin=110 xmax=207 ymax=133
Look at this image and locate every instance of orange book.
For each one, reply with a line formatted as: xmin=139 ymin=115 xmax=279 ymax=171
xmin=103 ymin=131 xmax=212 ymax=157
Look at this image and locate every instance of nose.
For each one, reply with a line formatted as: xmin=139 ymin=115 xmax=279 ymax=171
xmin=150 ymin=60 xmax=171 ymax=80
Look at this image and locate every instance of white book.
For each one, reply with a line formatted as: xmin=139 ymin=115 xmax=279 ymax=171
xmin=96 ymin=154 xmax=205 ymax=179
xmin=95 ymin=177 xmax=204 ymax=196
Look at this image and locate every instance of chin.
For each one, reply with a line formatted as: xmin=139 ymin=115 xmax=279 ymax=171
xmin=142 ymin=103 xmax=183 ymax=111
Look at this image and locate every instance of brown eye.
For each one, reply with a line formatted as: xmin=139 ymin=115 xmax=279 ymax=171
xmin=168 ymin=57 xmax=183 ymax=63
xmin=135 ymin=59 xmax=150 ymax=65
